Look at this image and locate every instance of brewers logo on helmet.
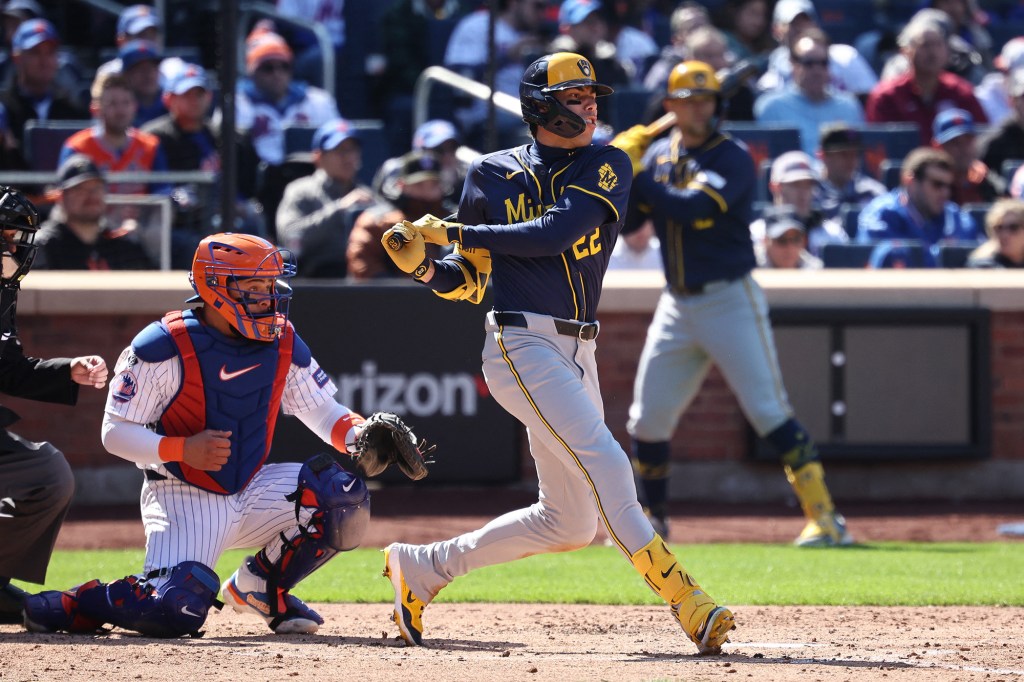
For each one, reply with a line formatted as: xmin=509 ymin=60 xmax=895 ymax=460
xmin=519 ymin=52 xmax=613 ymax=138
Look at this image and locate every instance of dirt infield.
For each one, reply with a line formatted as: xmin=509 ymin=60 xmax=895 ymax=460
xmin=3 ymin=490 xmax=1022 ymax=681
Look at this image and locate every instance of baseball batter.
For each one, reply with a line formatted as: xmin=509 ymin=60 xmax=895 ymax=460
xmin=623 ymin=61 xmax=852 ymax=547
xmin=380 ymin=52 xmax=735 ymax=655
xmin=23 ymin=233 xmax=373 ymax=638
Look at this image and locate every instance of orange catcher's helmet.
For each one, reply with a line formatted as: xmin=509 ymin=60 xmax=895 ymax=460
xmin=189 ymin=233 xmax=296 ymax=341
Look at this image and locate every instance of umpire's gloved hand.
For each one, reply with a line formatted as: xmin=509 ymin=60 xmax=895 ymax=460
xmin=381 ymin=223 xmax=431 ymax=281
xmin=409 ymin=214 xmax=462 ymax=246
xmin=609 ymin=125 xmax=651 ymax=176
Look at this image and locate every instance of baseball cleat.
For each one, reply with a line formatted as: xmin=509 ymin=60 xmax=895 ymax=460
xmin=647 ymin=514 xmax=670 ymax=541
xmin=221 ymin=556 xmax=323 ymax=635
xmin=795 ymin=512 xmax=854 ymax=547
xmin=671 ymin=591 xmax=735 ymax=655
xmin=382 ymin=543 xmax=426 ymax=646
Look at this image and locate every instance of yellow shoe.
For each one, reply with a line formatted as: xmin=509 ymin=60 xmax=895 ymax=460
xmin=795 ymin=512 xmax=854 ymax=547
xmin=382 ymin=544 xmax=426 ymax=645
xmin=671 ymin=589 xmax=735 ymax=654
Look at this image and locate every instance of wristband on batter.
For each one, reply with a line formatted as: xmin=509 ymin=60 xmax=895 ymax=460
xmin=331 ymin=412 xmax=366 ymax=453
xmin=158 ymin=436 xmax=186 ymax=462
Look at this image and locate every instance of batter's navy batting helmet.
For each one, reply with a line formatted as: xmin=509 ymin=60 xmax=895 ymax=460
xmin=519 ymin=52 xmax=613 ymax=139
xmin=189 ymin=233 xmax=296 ymax=342
xmin=0 ymin=186 xmax=40 ymax=288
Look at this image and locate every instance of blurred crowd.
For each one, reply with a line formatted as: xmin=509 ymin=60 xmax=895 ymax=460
xmin=3 ymin=0 xmax=1024 ymax=273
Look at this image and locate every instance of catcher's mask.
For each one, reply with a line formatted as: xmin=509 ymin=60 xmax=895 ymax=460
xmin=665 ymin=60 xmax=724 ymax=127
xmin=0 ymin=186 xmax=40 ymax=288
xmin=188 ymin=233 xmax=296 ymax=342
xmin=519 ymin=52 xmax=613 ymax=139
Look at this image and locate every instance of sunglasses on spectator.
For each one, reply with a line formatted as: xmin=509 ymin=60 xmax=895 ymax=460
xmin=257 ymin=61 xmax=291 ymax=74
xmin=995 ymin=222 xmax=1023 ymax=234
xmin=795 ymin=57 xmax=829 ymax=68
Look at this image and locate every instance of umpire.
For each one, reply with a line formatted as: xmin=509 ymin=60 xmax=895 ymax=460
xmin=0 ymin=186 xmax=108 ymax=621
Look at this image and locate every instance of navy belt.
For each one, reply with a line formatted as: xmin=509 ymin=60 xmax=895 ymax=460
xmin=145 ymin=469 xmax=168 ymax=481
xmin=493 ymin=312 xmax=600 ymax=341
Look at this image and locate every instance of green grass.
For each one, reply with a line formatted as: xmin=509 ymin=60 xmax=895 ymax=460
xmin=15 ymin=543 xmax=1024 ymax=607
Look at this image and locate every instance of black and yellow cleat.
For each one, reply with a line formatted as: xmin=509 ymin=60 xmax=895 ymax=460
xmin=383 ymin=544 xmax=426 ymax=646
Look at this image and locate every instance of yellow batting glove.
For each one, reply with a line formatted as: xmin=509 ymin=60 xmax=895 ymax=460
xmin=410 ymin=214 xmax=462 ymax=246
xmin=381 ymin=223 xmax=430 ymax=280
xmin=609 ymin=124 xmax=651 ymax=176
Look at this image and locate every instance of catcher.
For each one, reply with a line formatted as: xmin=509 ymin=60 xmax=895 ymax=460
xmin=22 ymin=233 xmax=433 ymax=638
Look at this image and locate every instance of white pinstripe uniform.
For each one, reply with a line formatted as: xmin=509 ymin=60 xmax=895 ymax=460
xmin=103 ymin=344 xmax=340 ymax=580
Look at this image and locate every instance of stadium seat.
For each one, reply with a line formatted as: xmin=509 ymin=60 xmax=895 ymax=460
xmin=879 ymin=159 xmax=903 ymax=190
xmin=963 ymin=203 xmax=992 ymax=232
xmin=23 ymin=119 xmax=87 ymax=171
xmin=814 ymin=0 xmax=877 ymax=46
xmin=857 ymin=123 xmax=920 ymax=179
xmin=757 ymin=158 xmax=772 ymax=203
xmin=720 ymin=123 xmax=801 ymax=174
xmin=821 ymin=243 xmax=875 ymax=268
xmin=867 ymin=240 xmax=934 ymax=268
xmin=936 ymin=243 xmax=977 ymax=268
xmin=839 ymin=205 xmax=861 ymax=239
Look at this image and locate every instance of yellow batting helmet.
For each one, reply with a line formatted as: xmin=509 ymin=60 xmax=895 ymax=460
xmin=520 ymin=52 xmax=614 ymax=138
xmin=666 ymin=60 xmax=721 ymax=99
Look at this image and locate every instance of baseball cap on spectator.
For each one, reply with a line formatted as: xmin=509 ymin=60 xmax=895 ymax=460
xmin=2 ymin=0 xmax=43 ymax=20
xmin=763 ymin=205 xmax=806 ymax=240
xmin=820 ymin=123 xmax=862 ymax=152
xmin=12 ymin=18 xmax=58 ymax=54
xmin=117 ymin=4 xmax=161 ymax=37
xmin=165 ymin=63 xmax=209 ymax=95
xmin=57 ymin=154 xmax=104 ymax=191
xmin=994 ymin=37 xmax=1024 ymax=72
xmin=413 ymin=119 xmax=459 ymax=151
xmin=312 ymin=118 xmax=359 ymax=152
xmin=932 ymin=108 xmax=975 ymax=145
xmin=400 ymin=150 xmax=441 ymax=184
xmin=771 ymin=151 xmax=818 ymax=184
xmin=772 ymin=0 xmax=818 ymax=26
xmin=246 ymin=33 xmax=293 ymax=74
xmin=559 ymin=0 xmax=601 ymax=26
xmin=119 ymin=39 xmax=162 ymax=70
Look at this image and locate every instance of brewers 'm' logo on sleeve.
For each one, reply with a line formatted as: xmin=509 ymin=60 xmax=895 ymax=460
xmin=597 ymin=162 xmax=618 ymax=191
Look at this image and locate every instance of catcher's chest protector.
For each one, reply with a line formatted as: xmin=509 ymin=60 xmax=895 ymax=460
xmin=151 ymin=310 xmax=294 ymax=494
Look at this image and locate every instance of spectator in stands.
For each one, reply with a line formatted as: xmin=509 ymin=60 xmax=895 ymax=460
xmin=967 ymin=198 xmax=1024 ymax=268
xmin=443 ymin=0 xmax=546 ymax=148
xmin=975 ymin=37 xmax=1024 ymax=125
xmin=928 ymin=0 xmax=992 ymax=66
xmin=866 ymin=15 xmax=987 ymax=145
xmin=275 ymin=118 xmax=375 ymax=278
xmin=347 ymin=149 xmax=447 ymax=281
xmin=717 ymin=0 xmax=774 ymax=62
xmin=756 ymin=0 xmax=878 ymax=98
xmin=608 ymin=220 xmax=661 ymax=270
xmin=755 ymin=204 xmax=822 ymax=269
xmin=931 ymin=108 xmax=1006 ymax=205
xmin=597 ymin=0 xmax=659 ymax=80
xmin=273 ymin=0 xmax=345 ymax=91
xmin=118 ymin=40 xmax=167 ymax=127
xmin=236 ymin=31 xmax=340 ymax=167
xmin=549 ymin=0 xmax=633 ymax=90
xmin=978 ymin=68 xmax=1024 ymax=176
xmin=95 ymin=4 xmax=187 ymax=89
xmin=878 ymin=8 xmax=986 ymax=86
xmin=374 ymin=119 xmax=468 ymax=212
xmin=754 ymin=28 xmax=864 ymax=155
xmin=857 ymin=147 xmax=981 ymax=247
xmin=0 ymin=0 xmax=42 ymax=83
xmin=375 ymin=0 xmax=464 ymax=145
xmin=35 ymin=154 xmax=155 ymax=270
xmin=813 ymin=123 xmax=887 ymax=221
xmin=0 ymin=18 xmax=88 ymax=170
xmin=751 ymin=151 xmax=849 ymax=257
xmin=642 ymin=3 xmax=710 ymax=92
xmin=59 ymin=71 xmax=168 ymax=198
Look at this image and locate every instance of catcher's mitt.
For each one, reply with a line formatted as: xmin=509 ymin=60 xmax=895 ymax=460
xmin=351 ymin=412 xmax=436 ymax=480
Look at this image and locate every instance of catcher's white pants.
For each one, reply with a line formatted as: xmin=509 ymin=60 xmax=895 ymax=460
xmin=397 ymin=311 xmax=654 ymax=602
xmin=140 ymin=462 xmax=312 ymax=582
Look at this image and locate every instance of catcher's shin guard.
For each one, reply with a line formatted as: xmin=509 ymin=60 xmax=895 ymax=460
xmin=23 ymin=580 xmax=108 ymax=633
xmin=630 ymin=535 xmax=734 ymax=654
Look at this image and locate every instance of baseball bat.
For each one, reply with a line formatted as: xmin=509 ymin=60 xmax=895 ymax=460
xmin=644 ymin=112 xmax=676 ymax=138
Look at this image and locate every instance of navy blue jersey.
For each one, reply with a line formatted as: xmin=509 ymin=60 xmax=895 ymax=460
xmin=632 ymin=130 xmax=757 ymax=290
xmin=428 ymin=140 xmax=632 ymax=322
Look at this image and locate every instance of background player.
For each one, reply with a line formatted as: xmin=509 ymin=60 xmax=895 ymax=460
xmin=621 ymin=61 xmax=852 ymax=548
xmin=23 ymin=233 xmax=374 ymax=637
xmin=379 ymin=52 xmax=735 ymax=655
xmin=0 ymin=186 xmax=108 ymax=622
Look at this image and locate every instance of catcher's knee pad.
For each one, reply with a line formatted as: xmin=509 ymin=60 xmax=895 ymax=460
xmin=23 ymin=579 xmax=108 ymax=633
xmin=76 ymin=561 xmax=221 ymax=638
xmin=766 ymin=419 xmax=819 ymax=470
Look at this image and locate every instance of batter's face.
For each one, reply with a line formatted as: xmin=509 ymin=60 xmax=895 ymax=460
xmin=665 ymin=94 xmax=716 ymax=142
xmin=539 ymin=86 xmax=597 ymax=148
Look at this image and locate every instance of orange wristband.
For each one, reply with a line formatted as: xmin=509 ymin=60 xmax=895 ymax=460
xmin=158 ymin=436 xmax=186 ymax=462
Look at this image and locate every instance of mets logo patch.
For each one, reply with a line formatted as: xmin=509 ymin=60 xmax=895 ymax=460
xmin=597 ymin=162 xmax=618 ymax=191
xmin=112 ymin=370 xmax=139 ymax=403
